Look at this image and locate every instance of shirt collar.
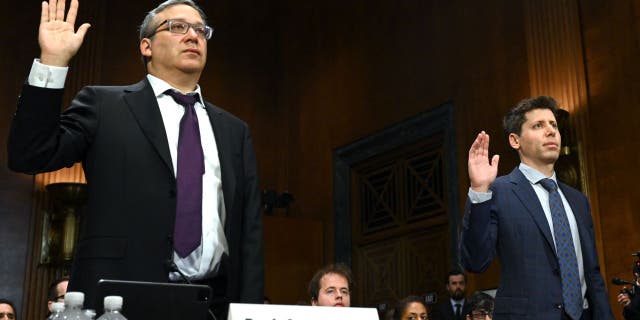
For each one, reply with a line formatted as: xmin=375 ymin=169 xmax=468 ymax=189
xmin=518 ymin=163 xmax=557 ymax=185
xmin=146 ymin=74 xmax=205 ymax=107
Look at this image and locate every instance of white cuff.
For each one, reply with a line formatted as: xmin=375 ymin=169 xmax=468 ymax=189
xmin=468 ymin=188 xmax=492 ymax=204
xmin=27 ymin=59 xmax=69 ymax=89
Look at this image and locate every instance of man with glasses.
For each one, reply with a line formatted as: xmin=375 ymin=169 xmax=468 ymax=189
xmin=465 ymin=292 xmax=494 ymax=320
xmin=46 ymin=276 xmax=68 ymax=317
xmin=8 ymin=1 xmax=264 ymax=318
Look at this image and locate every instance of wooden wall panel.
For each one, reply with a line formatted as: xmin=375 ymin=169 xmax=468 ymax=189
xmin=263 ymin=216 xmax=323 ymax=304
xmin=580 ymin=0 xmax=640 ymax=317
xmin=276 ymin=0 xmax=531 ymax=290
xmin=3 ymin=0 xmax=638 ymax=319
xmin=1 ymin=1 xmax=52 ymax=315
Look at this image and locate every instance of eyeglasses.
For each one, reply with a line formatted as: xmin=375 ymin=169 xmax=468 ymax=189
xmin=0 ymin=312 xmax=15 ymax=320
xmin=54 ymin=294 xmax=65 ymax=301
xmin=471 ymin=310 xmax=492 ymax=319
xmin=150 ymin=19 xmax=213 ymax=40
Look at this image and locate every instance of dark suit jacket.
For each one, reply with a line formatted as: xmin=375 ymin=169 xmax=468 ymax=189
xmin=431 ymin=299 xmax=472 ymax=320
xmin=623 ymin=292 xmax=640 ymax=320
xmin=8 ymin=79 xmax=264 ymax=309
xmin=460 ymin=167 xmax=612 ymax=319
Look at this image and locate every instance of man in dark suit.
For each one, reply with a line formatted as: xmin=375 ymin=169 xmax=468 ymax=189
xmin=460 ymin=96 xmax=613 ymax=319
xmin=7 ymin=0 xmax=263 ymax=318
xmin=432 ymin=270 xmax=472 ymax=320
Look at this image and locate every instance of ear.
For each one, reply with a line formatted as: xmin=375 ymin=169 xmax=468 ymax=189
xmin=508 ymin=133 xmax=520 ymax=150
xmin=311 ymin=299 xmax=318 ymax=306
xmin=140 ymin=38 xmax=152 ymax=58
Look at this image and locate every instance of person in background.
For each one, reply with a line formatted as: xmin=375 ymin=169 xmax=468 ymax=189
xmin=465 ymin=291 xmax=494 ymax=320
xmin=431 ymin=270 xmax=471 ymax=320
xmin=393 ymin=295 xmax=428 ymax=320
xmin=617 ymin=280 xmax=640 ymax=320
xmin=46 ymin=276 xmax=69 ymax=316
xmin=0 ymin=299 xmax=16 ymax=320
xmin=308 ymin=263 xmax=353 ymax=307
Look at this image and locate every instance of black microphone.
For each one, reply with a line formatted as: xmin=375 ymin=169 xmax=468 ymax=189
xmin=612 ymin=277 xmax=635 ymax=286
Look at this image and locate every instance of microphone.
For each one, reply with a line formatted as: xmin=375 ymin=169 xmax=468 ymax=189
xmin=612 ymin=277 xmax=635 ymax=286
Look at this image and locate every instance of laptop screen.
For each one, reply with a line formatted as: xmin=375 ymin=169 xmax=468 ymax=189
xmin=96 ymin=279 xmax=211 ymax=319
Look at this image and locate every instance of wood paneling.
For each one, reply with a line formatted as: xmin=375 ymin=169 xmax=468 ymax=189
xmin=580 ymin=0 xmax=640 ymax=317
xmin=263 ymin=216 xmax=323 ymax=304
xmin=2 ymin=0 xmax=638 ymax=319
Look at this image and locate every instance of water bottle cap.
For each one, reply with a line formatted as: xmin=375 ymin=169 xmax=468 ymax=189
xmin=51 ymin=302 xmax=65 ymax=312
xmin=64 ymin=292 xmax=85 ymax=306
xmin=103 ymin=295 xmax=123 ymax=310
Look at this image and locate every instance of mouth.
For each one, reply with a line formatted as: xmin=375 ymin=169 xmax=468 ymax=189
xmin=334 ymin=303 xmax=344 ymax=307
xmin=543 ymin=142 xmax=558 ymax=148
xmin=183 ymin=48 xmax=201 ymax=55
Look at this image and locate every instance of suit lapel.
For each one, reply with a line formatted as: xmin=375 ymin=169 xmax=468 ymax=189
xmin=559 ymin=183 xmax=592 ymax=257
xmin=123 ymin=79 xmax=175 ymax=179
xmin=508 ymin=168 xmax=557 ymax=257
xmin=204 ymin=103 xmax=236 ymax=220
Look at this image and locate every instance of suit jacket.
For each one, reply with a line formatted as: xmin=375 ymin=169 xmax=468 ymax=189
xmin=431 ymin=299 xmax=472 ymax=320
xmin=460 ymin=167 xmax=612 ymax=320
xmin=623 ymin=292 xmax=640 ymax=320
xmin=8 ymin=79 xmax=264 ymax=309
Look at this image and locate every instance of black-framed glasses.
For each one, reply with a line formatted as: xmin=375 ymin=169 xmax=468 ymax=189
xmin=471 ymin=310 xmax=492 ymax=319
xmin=150 ymin=19 xmax=213 ymax=40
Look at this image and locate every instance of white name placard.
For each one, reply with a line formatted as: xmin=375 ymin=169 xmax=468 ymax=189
xmin=227 ymin=303 xmax=379 ymax=320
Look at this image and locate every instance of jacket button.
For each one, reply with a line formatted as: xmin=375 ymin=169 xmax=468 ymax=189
xmin=556 ymin=304 xmax=563 ymax=309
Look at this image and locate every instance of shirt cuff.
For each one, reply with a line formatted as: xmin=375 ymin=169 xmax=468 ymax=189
xmin=27 ymin=59 xmax=69 ymax=89
xmin=468 ymin=188 xmax=492 ymax=203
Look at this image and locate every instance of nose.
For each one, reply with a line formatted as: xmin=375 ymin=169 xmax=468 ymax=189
xmin=184 ymin=26 xmax=200 ymax=41
xmin=545 ymin=123 xmax=557 ymax=135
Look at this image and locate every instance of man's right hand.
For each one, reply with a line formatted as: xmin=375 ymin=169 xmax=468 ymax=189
xmin=39 ymin=0 xmax=91 ymax=66
xmin=468 ymin=131 xmax=499 ymax=193
xmin=618 ymin=291 xmax=631 ymax=307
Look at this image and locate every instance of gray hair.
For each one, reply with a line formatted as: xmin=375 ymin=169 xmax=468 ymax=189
xmin=138 ymin=0 xmax=208 ymax=41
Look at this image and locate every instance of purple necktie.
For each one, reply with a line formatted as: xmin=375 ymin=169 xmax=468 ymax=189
xmin=165 ymin=89 xmax=204 ymax=257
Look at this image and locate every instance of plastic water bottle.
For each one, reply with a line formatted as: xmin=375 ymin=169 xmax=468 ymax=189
xmin=47 ymin=301 xmax=65 ymax=319
xmin=96 ymin=296 xmax=127 ymax=320
xmin=61 ymin=292 xmax=90 ymax=319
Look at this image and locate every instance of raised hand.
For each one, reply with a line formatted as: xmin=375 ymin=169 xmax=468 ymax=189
xmin=38 ymin=0 xmax=91 ymax=66
xmin=468 ymin=131 xmax=499 ymax=192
